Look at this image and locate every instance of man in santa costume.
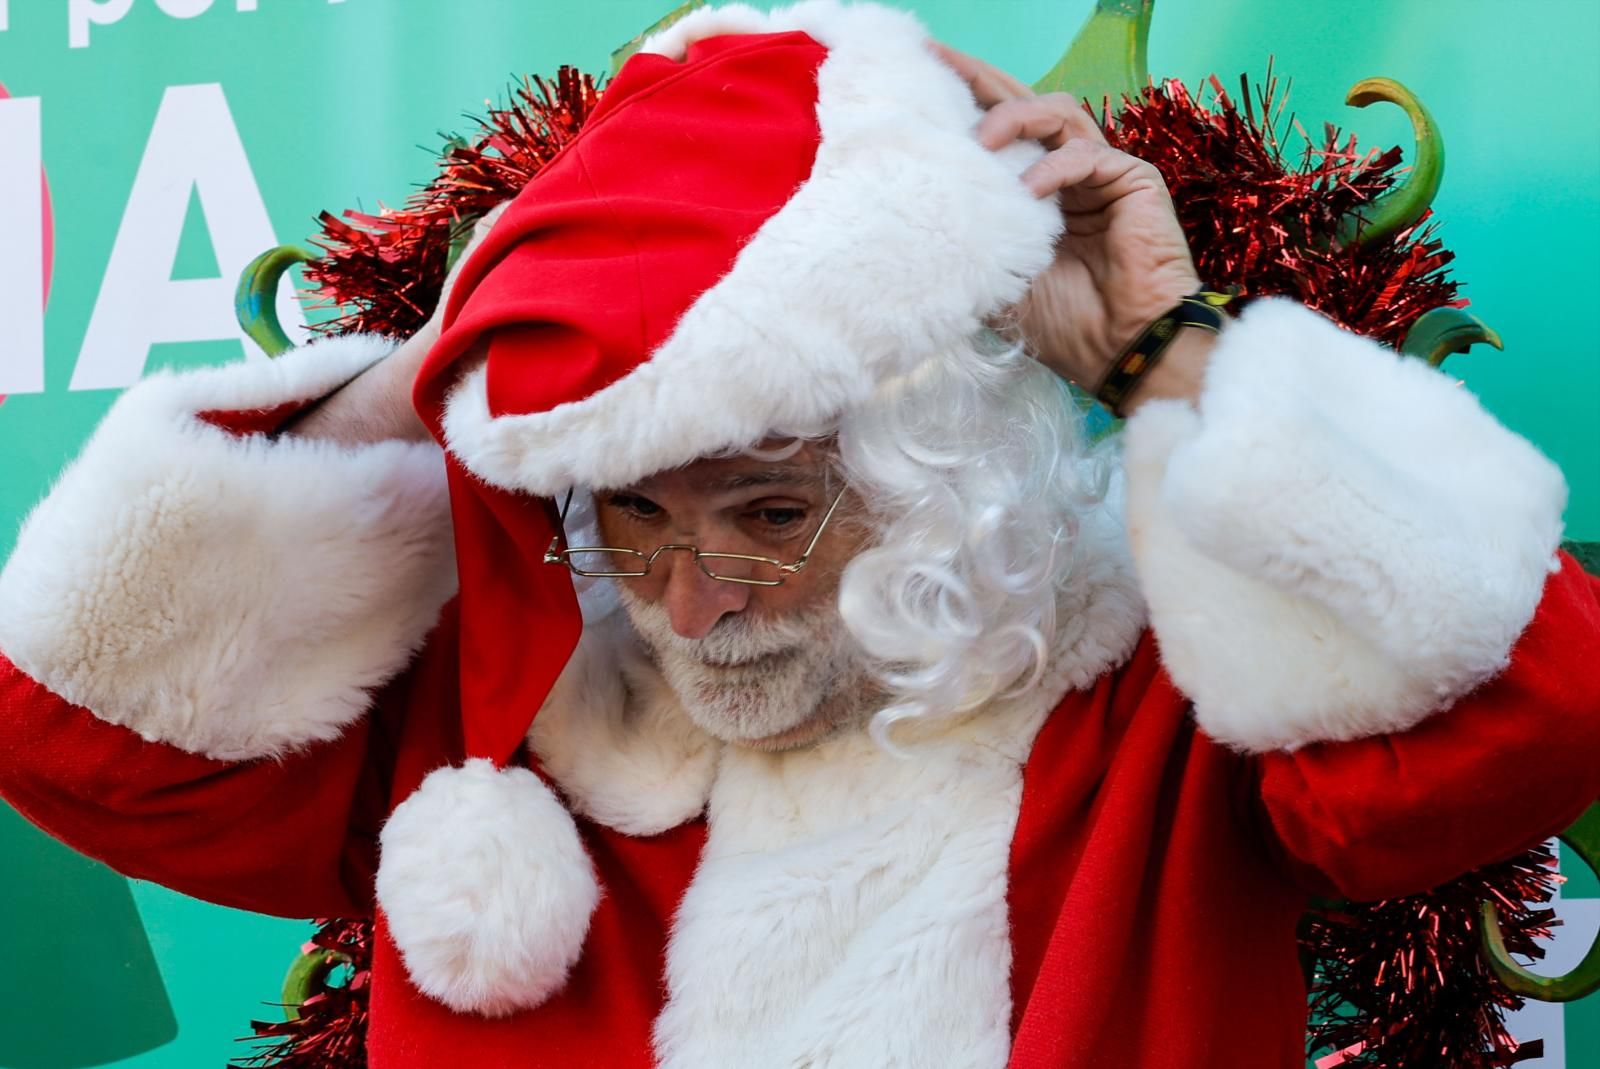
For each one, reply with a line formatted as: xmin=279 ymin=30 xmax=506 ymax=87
xmin=2 ymin=3 xmax=1597 ymax=1066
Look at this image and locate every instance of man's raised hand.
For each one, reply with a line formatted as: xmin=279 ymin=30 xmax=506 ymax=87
xmin=934 ymin=43 xmax=1210 ymax=410
xmin=286 ymin=201 xmax=510 ymax=445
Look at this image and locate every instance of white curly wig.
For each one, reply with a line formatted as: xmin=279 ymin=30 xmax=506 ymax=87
xmin=832 ymin=334 xmax=1116 ymax=744
xmin=564 ymin=331 xmax=1119 ymax=745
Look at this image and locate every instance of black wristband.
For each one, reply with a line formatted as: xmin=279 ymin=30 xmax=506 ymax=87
xmin=1093 ymin=290 xmax=1234 ymax=418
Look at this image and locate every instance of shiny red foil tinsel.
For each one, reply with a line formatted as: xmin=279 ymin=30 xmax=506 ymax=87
xmin=301 ymin=67 xmax=601 ymax=339
xmin=1302 ymin=845 xmax=1560 ymax=1068
xmin=253 ymin=68 xmax=1561 ymax=1069
xmin=1103 ymin=72 xmax=1463 ymax=349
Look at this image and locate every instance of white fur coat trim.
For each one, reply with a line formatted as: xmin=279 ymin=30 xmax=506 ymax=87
xmin=376 ymin=759 xmax=601 ymax=1017
xmin=529 ymin=611 xmax=723 ymax=837
xmin=651 ymin=637 xmax=1063 ymax=1069
xmin=440 ymin=0 xmax=1060 ymax=496
xmin=0 ymin=335 xmax=457 ymax=761
xmin=518 ymin=491 xmax=1143 ymax=1066
xmin=1122 ymin=299 xmax=1567 ymax=753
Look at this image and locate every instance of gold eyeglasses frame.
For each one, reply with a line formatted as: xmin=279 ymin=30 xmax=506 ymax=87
xmin=544 ymin=485 xmax=849 ymax=587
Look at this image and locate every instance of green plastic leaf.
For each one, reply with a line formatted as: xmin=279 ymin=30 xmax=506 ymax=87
xmin=1400 ymin=306 xmax=1503 ymax=368
xmin=1032 ymin=0 xmax=1152 ymax=109
xmin=611 ymin=0 xmax=707 ymax=76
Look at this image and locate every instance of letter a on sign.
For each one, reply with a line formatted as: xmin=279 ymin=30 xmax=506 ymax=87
xmin=74 ymin=83 xmax=304 ymax=391
xmin=0 ymin=93 xmax=44 ymax=396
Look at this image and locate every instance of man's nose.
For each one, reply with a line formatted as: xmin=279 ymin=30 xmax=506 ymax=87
xmin=656 ymin=549 xmax=752 ymax=639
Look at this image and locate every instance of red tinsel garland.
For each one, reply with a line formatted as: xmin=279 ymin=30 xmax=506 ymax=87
xmin=1303 ymin=846 xmax=1560 ymax=1068
xmin=240 ymin=66 xmax=1565 ymax=1069
xmin=1101 ymin=72 xmax=1463 ymax=349
xmin=234 ymin=917 xmax=373 ymax=1069
xmin=301 ymin=67 xmax=601 ymax=339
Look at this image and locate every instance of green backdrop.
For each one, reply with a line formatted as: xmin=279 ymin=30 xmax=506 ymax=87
xmin=1 ymin=2 xmax=1596 ymax=1067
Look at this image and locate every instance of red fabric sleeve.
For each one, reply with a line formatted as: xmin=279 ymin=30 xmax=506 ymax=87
xmin=0 ymin=652 xmax=403 ymax=919
xmin=1256 ymin=552 xmax=1600 ymax=901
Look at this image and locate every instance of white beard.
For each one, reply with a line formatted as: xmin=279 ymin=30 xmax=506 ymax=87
xmin=616 ymin=587 xmax=870 ymax=747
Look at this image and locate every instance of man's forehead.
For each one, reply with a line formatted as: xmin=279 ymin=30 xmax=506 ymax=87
xmin=627 ymin=445 xmax=829 ymax=496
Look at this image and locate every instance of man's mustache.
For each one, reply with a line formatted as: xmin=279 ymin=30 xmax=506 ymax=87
xmin=616 ymin=588 xmax=829 ymax=668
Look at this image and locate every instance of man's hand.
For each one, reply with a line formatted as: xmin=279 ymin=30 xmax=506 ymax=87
xmin=934 ymin=44 xmax=1214 ymax=411
xmin=287 ymin=202 xmax=509 ymax=444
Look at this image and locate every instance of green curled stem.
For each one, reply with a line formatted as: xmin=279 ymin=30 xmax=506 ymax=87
xmin=1482 ymin=801 xmax=1600 ymax=1003
xmin=235 ymin=245 xmax=313 ymax=358
xmin=280 ymin=946 xmax=354 ymax=1022
xmin=1336 ymin=77 xmax=1444 ymax=248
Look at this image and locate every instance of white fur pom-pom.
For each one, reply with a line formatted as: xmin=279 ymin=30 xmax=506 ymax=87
xmin=376 ymin=758 xmax=600 ymax=1016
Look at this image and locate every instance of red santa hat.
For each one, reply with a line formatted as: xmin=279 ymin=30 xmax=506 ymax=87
xmin=377 ymin=0 xmax=1060 ymax=1016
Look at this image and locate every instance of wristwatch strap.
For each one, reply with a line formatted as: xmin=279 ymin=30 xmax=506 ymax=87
xmin=1093 ymin=289 xmax=1234 ymax=418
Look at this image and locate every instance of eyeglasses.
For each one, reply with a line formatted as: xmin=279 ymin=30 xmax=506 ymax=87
xmin=544 ymin=486 xmax=849 ymax=587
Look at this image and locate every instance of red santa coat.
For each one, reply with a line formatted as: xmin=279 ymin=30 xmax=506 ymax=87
xmin=3 ymin=571 xmax=1599 ymax=1068
xmin=2 ymin=295 xmax=1599 ymax=1066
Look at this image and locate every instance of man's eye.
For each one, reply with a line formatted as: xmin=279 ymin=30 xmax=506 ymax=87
xmin=752 ymin=507 xmax=806 ymax=528
xmin=609 ymin=494 xmax=662 ymax=519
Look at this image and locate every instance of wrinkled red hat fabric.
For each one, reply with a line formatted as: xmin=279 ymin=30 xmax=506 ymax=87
xmin=425 ymin=3 xmax=1057 ymax=501
xmin=417 ymin=30 xmax=827 ymax=439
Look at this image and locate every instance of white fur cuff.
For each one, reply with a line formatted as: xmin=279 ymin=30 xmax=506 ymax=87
xmin=1123 ymin=299 xmax=1566 ymax=752
xmin=0 ymin=335 xmax=456 ymax=760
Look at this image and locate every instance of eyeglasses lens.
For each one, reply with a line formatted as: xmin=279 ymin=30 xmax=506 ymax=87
xmin=565 ymin=549 xmax=649 ymax=576
xmin=696 ymin=554 xmax=786 ymax=584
